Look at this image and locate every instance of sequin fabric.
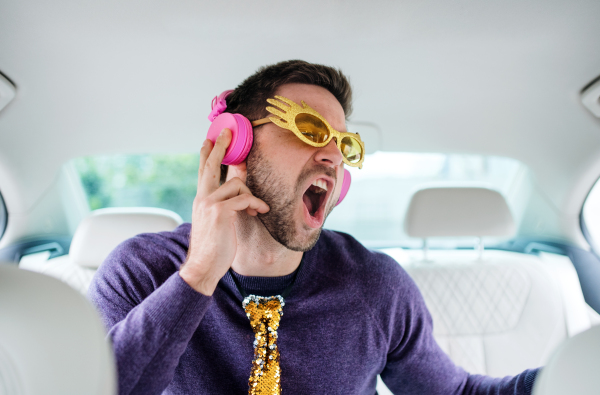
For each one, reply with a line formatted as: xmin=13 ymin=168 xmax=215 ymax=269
xmin=243 ymin=295 xmax=284 ymax=395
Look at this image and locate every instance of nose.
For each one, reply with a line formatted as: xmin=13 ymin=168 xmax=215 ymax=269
xmin=314 ymin=138 xmax=343 ymax=167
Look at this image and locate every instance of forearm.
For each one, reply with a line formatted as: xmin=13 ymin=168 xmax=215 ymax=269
xmin=104 ymin=273 xmax=211 ymax=395
xmin=380 ymin=297 xmax=540 ymax=395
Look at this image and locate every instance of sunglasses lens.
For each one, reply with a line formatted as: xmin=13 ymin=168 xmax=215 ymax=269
xmin=341 ymin=136 xmax=363 ymax=164
xmin=295 ymin=114 xmax=330 ymax=143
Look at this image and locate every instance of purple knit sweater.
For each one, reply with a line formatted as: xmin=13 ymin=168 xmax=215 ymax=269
xmin=88 ymin=223 xmax=539 ymax=394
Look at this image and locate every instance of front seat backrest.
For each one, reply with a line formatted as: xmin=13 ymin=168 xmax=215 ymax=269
xmin=0 ymin=264 xmax=116 ymax=395
xmin=532 ymin=325 xmax=600 ymax=395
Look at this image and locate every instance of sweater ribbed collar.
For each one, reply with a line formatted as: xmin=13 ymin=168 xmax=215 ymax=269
xmin=227 ymin=259 xmax=302 ymax=297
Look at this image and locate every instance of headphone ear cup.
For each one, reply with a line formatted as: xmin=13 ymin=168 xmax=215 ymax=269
xmin=336 ymin=169 xmax=351 ymax=206
xmin=206 ymin=113 xmax=253 ymax=165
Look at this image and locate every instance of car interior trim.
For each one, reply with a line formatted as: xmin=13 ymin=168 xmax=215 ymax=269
xmin=0 ymin=191 xmax=7 ymax=242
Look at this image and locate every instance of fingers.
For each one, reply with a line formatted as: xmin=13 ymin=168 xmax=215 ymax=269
xmin=266 ymin=98 xmax=290 ymax=111
xmin=208 ymin=177 xmax=252 ymax=201
xmin=271 ymin=96 xmax=295 ymax=107
xmin=195 ymin=133 xmax=269 ymax=220
xmin=198 ymin=129 xmax=232 ymax=197
xmin=246 ymin=208 xmax=258 ymax=216
xmin=266 ymin=106 xmax=287 ymax=119
xmin=221 ymin=193 xmax=270 ymax=215
xmin=197 ymin=139 xmax=213 ymax=190
xmin=209 ymin=178 xmax=269 ymax=214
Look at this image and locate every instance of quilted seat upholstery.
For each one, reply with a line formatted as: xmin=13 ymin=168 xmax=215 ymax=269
xmin=403 ymin=250 xmax=567 ymax=376
xmin=396 ymin=186 xmax=600 ymax=378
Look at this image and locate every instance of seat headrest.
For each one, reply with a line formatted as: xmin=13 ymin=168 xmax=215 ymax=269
xmin=70 ymin=207 xmax=183 ymax=268
xmin=0 ymin=264 xmax=116 ymax=394
xmin=404 ymin=187 xmax=515 ymax=238
xmin=533 ymin=325 xmax=600 ymax=395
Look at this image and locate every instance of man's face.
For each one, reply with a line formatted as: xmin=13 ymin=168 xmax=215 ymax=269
xmin=245 ymin=83 xmax=346 ymax=251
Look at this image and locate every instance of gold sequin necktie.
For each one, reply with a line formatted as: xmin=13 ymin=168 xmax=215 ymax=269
xmin=229 ymin=259 xmax=304 ymax=395
xmin=243 ymin=295 xmax=284 ymax=394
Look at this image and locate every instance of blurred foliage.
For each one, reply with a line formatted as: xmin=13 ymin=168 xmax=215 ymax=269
xmin=73 ymin=154 xmax=199 ymax=222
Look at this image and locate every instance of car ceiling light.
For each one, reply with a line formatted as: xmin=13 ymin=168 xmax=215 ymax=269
xmin=582 ymin=76 xmax=600 ymax=118
xmin=0 ymin=72 xmax=16 ymax=113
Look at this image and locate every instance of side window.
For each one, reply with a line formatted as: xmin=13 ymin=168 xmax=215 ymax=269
xmin=0 ymin=191 xmax=6 ymax=241
xmin=72 ymin=154 xmax=199 ymax=222
xmin=582 ymin=177 xmax=600 ymax=249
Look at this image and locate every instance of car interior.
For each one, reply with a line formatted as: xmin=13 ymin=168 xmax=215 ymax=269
xmin=2 ymin=1 xmax=600 ymax=394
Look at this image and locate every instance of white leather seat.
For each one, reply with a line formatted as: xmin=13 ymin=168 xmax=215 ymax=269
xmin=401 ymin=249 xmax=578 ymax=376
xmin=21 ymin=207 xmax=183 ymax=294
xmin=397 ymin=187 xmax=599 ymax=376
xmin=533 ymin=325 xmax=600 ymax=395
xmin=0 ymin=264 xmax=116 ymax=394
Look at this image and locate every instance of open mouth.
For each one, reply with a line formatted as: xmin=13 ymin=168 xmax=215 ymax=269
xmin=302 ymin=178 xmax=330 ymax=227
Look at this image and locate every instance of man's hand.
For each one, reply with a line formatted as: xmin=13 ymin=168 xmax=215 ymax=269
xmin=179 ymin=129 xmax=269 ymax=296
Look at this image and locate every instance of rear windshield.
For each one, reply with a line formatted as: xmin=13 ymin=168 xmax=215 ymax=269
xmin=71 ymin=152 xmax=531 ymax=248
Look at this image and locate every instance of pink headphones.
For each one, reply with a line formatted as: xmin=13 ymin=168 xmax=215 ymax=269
xmin=207 ymin=90 xmax=351 ymax=206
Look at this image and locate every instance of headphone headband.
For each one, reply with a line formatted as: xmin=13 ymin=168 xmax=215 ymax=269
xmin=208 ymin=90 xmax=234 ymax=122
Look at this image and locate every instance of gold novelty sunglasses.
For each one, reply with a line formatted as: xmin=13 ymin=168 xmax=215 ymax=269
xmin=251 ymin=95 xmax=365 ymax=168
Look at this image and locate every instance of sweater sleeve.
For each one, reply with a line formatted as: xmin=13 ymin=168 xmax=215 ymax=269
xmin=377 ymin=256 xmax=540 ymax=395
xmin=87 ymin=234 xmax=212 ymax=395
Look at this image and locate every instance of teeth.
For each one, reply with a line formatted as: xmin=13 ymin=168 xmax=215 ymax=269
xmin=311 ymin=179 xmax=328 ymax=192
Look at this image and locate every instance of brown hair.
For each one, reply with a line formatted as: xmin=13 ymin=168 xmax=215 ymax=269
xmin=220 ymin=60 xmax=353 ymax=183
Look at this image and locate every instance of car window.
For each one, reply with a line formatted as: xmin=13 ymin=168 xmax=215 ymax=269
xmin=71 ymin=152 xmax=528 ymax=248
xmin=73 ymin=154 xmax=199 ymax=221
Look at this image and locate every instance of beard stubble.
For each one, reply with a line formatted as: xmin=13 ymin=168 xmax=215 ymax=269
xmin=245 ymin=144 xmax=337 ymax=252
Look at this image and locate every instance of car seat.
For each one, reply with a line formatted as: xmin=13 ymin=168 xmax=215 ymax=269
xmin=0 ymin=264 xmax=116 ymax=394
xmin=532 ymin=324 xmax=600 ymax=395
xmin=397 ymin=187 xmax=600 ymax=376
xmin=22 ymin=207 xmax=183 ymax=294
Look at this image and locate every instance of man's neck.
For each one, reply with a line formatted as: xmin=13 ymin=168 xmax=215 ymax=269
xmin=230 ymin=213 xmax=303 ymax=277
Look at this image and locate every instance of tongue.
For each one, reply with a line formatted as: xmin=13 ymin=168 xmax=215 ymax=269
xmin=303 ymin=193 xmax=314 ymax=216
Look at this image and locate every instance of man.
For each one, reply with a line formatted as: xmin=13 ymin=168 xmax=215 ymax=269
xmin=89 ymin=60 xmax=539 ymax=394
